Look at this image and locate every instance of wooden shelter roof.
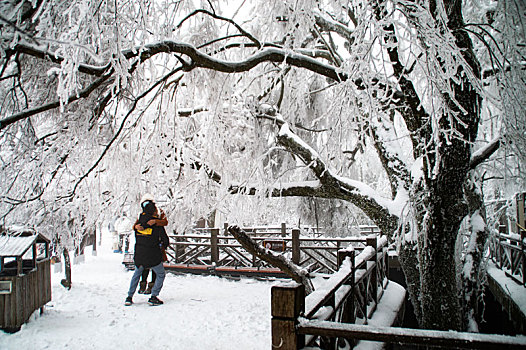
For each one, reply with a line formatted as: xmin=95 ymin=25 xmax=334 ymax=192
xmin=0 ymin=233 xmax=49 ymax=258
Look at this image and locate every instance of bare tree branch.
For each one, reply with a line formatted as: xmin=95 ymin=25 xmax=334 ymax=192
xmin=176 ymin=9 xmax=261 ymax=48
xmin=0 ymin=71 xmax=114 ymax=130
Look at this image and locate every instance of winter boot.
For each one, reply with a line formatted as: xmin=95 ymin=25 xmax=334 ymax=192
xmin=125 ymin=296 xmax=133 ymax=306
xmin=145 ymin=282 xmax=154 ymax=294
xmin=138 ymin=281 xmax=147 ymax=294
xmin=148 ymin=296 xmax=163 ymax=306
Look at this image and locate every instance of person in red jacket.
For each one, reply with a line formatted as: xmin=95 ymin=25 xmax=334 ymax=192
xmin=125 ymin=201 xmax=169 ymax=306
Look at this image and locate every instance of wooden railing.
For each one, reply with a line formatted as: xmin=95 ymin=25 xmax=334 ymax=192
xmin=271 ymin=237 xmax=526 ymax=350
xmin=271 ymin=236 xmax=389 ymax=348
xmin=489 ymin=224 xmax=526 ymax=287
xmin=295 ymin=321 xmax=526 ymax=349
xmin=165 ymin=223 xmax=380 ymax=274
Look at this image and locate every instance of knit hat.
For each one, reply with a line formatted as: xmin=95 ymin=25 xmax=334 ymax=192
xmin=140 ymin=193 xmax=155 ymax=209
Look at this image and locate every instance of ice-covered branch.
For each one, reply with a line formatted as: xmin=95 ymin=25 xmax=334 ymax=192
xmin=176 ymin=9 xmax=261 ymax=48
xmin=313 ymin=9 xmax=354 ymax=44
xmin=10 ymin=43 xmax=110 ymax=76
xmin=122 ymin=41 xmax=348 ymax=82
xmin=369 ymin=117 xmax=412 ymax=197
xmin=371 ymin=3 xmax=432 ymax=158
xmin=469 ymin=137 xmax=500 ymax=170
xmin=229 ymin=180 xmax=330 ymax=198
xmin=6 ymin=39 xmax=404 ymax=128
xmin=64 ymin=67 xmax=184 ymax=198
xmin=277 ymin=121 xmax=399 ymax=234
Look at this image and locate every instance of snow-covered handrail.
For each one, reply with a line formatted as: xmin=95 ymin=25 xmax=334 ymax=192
xmin=296 ymin=321 xmax=526 ymax=349
xmin=304 ymin=246 xmax=375 ymax=318
xmin=271 ymin=235 xmax=390 ymax=348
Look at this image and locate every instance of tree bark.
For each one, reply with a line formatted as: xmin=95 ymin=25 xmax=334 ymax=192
xmin=399 ymin=243 xmax=423 ymax=325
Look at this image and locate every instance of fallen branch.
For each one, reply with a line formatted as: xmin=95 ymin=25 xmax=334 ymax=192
xmin=228 ymin=225 xmax=314 ymax=294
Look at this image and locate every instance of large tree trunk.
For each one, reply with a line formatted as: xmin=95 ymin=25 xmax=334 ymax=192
xmin=414 ymin=144 xmax=472 ymax=330
xmin=408 ymin=0 xmax=482 ymax=331
xmin=399 ymin=243 xmax=423 ymax=325
xmin=418 ymin=219 xmax=462 ymax=330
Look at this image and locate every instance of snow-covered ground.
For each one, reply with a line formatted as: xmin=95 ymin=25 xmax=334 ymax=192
xmin=0 ymin=235 xmax=276 ymax=350
xmin=0 ymin=229 xmax=409 ymax=350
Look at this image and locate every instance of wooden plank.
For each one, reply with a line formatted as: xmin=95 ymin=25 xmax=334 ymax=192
xmin=273 ymin=319 xmax=304 ymax=349
xmin=178 ymin=246 xmax=206 ymax=263
xmin=302 ymin=249 xmax=336 ymax=273
xmin=0 ymin=286 xmax=5 ymax=326
xmin=219 ymin=247 xmax=251 ymax=267
xmin=43 ymin=259 xmax=52 ymax=304
xmin=224 ymin=246 xmax=254 ymax=265
xmin=181 ymin=246 xmax=210 ymax=265
xmin=501 ymin=241 xmax=523 ymax=252
xmin=210 ymin=228 xmax=219 ymax=263
xmin=297 ymin=320 xmax=526 ymax=349
xmin=292 ymin=229 xmax=300 ymax=264
xmin=171 ymin=242 xmax=211 ymax=247
xmin=14 ymin=276 xmax=22 ymax=328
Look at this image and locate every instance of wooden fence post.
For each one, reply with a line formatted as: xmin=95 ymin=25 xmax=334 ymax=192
xmin=379 ymin=231 xmax=388 ymax=279
xmin=211 ymin=228 xmax=219 ymax=264
xmin=338 ymin=248 xmax=356 ymax=325
xmin=224 ymin=222 xmax=229 ymax=235
xmin=292 ymin=229 xmax=300 ymax=265
xmin=337 ymin=247 xmax=354 ymax=268
xmin=271 ymin=283 xmax=305 ymax=349
xmin=281 ymin=222 xmax=287 ymax=237
xmin=521 ymin=228 xmax=526 ymax=287
xmin=367 ymin=235 xmax=378 ymax=308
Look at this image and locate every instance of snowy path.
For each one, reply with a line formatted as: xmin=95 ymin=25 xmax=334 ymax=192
xmin=0 ymin=244 xmax=276 ymax=349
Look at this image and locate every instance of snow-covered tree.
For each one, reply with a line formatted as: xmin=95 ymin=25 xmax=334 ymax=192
xmin=1 ymin=0 xmax=524 ymax=331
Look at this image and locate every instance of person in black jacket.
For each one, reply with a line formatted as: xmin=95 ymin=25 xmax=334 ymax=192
xmin=133 ymin=195 xmax=168 ymax=294
xmin=125 ymin=201 xmax=169 ymax=306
